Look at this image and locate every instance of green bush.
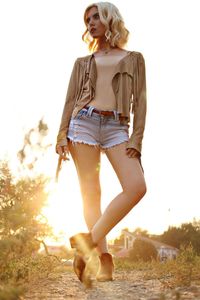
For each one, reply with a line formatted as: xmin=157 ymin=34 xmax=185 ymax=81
xmin=159 ymin=221 xmax=200 ymax=254
xmin=128 ymin=238 xmax=158 ymax=262
xmin=0 ymin=121 xmax=57 ymax=298
xmin=0 ymin=162 xmax=53 ymax=271
xmin=0 ymin=161 xmax=56 ymax=297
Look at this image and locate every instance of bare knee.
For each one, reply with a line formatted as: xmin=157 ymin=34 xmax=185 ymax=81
xmin=138 ymin=179 xmax=147 ymax=198
xmin=124 ymin=178 xmax=147 ymax=202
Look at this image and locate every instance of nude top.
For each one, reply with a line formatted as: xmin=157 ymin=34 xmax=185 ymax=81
xmin=57 ymin=50 xmax=147 ymax=154
xmin=81 ymin=52 xmax=129 ymax=111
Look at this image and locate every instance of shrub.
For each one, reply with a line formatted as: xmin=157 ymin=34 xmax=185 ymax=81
xmin=0 ymin=161 xmax=55 ymax=297
xmin=0 ymin=162 xmax=53 ymax=272
xmin=128 ymin=238 xmax=158 ymax=262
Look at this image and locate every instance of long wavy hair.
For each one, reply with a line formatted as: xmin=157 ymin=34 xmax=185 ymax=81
xmin=82 ymin=2 xmax=130 ymax=52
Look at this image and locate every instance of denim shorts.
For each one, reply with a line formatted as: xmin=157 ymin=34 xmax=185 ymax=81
xmin=67 ymin=106 xmax=129 ymax=150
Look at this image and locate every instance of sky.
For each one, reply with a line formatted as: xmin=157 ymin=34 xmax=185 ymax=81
xmin=0 ymin=0 xmax=200 ymax=244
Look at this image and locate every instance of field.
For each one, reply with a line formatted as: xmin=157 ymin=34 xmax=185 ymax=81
xmin=1 ymin=247 xmax=200 ymax=300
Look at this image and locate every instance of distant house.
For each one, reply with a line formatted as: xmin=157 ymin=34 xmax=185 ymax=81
xmin=39 ymin=244 xmax=66 ymax=255
xmin=115 ymin=230 xmax=179 ymax=261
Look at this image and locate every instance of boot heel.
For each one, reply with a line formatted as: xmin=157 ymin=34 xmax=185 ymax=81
xmin=73 ymin=254 xmax=85 ymax=281
xmin=73 ymin=254 xmax=92 ymax=288
xmin=69 ymin=232 xmax=97 ymax=288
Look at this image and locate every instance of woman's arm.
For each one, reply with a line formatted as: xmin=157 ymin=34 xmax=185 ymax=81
xmin=127 ymin=52 xmax=147 ymax=156
xmin=56 ymin=59 xmax=82 ymax=151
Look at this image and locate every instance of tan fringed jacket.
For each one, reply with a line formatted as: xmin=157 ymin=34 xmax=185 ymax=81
xmin=56 ymin=50 xmax=147 ymax=154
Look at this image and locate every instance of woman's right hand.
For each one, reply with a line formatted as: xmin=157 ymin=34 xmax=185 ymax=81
xmin=56 ymin=144 xmax=70 ymax=161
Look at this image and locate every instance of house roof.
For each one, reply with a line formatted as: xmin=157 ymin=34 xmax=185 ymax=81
xmin=122 ymin=230 xmax=179 ymax=251
xmin=115 ymin=248 xmax=129 ymax=258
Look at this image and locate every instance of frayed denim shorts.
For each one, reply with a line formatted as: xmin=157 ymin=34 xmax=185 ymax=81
xmin=67 ymin=106 xmax=129 ymax=150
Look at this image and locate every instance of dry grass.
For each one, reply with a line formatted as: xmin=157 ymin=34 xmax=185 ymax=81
xmin=114 ymin=245 xmax=200 ymax=289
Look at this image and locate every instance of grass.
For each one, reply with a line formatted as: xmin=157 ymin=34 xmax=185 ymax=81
xmin=0 ymin=254 xmax=62 ymax=300
xmin=114 ymin=245 xmax=200 ymax=289
xmin=1 ymin=246 xmax=200 ymax=299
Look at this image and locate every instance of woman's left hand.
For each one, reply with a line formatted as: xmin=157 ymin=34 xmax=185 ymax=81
xmin=126 ymin=148 xmax=141 ymax=158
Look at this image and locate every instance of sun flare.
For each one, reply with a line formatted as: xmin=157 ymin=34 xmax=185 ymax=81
xmin=42 ymin=162 xmax=87 ymax=246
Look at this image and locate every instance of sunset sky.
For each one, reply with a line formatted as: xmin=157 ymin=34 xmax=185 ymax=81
xmin=0 ymin=0 xmax=200 ymax=244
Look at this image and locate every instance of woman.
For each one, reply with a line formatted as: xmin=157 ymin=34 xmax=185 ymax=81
xmin=56 ymin=2 xmax=147 ymax=287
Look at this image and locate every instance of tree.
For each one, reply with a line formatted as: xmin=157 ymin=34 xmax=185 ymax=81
xmin=0 ymin=119 xmax=54 ymax=280
xmin=132 ymin=227 xmax=149 ymax=237
xmin=17 ymin=118 xmax=52 ymax=174
xmin=0 ymin=162 xmax=53 ymax=268
xmin=0 ymin=121 xmax=57 ymax=298
xmin=129 ymin=239 xmax=158 ymax=262
xmin=159 ymin=220 xmax=200 ymax=254
xmin=158 ymin=226 xmax=183 ymax=249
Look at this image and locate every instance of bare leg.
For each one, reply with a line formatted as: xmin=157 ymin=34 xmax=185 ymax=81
xmin=68 ymin=141 xmax=108 ymax=254
xmin=91 ymin=142 xmax=147 ymax=243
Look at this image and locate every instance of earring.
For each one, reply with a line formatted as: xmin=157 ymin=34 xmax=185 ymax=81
xmin=105 ymin=29 xmax=112 ymax=41
xmin=115 ymin=32 xmax=120 ymax=41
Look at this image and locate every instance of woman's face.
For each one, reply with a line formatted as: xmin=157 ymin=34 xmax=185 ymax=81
xmin=86 ymin=6 xmax=106 ymax=39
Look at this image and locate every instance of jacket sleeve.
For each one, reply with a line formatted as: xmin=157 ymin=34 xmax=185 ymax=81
xmin=56 ymin=59 xmax=81 ymax=147
xmin=127 ymin=52 xmax=147 ymax=154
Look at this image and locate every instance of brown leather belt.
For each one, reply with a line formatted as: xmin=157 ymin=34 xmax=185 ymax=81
xmin=85 ymin=106 xmax=115 ymax=116
xmin=93 ymin=109 xmax=115 ymax=116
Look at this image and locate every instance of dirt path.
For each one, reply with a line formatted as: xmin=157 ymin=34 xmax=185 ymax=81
xmin=24 ymin=268 xmax=200 ymax=300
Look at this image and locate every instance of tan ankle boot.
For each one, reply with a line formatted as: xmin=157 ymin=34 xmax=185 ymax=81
xmin=96 ymin=253 xmax=114 ymax=282
xmin=70 ymin=232 xmax=97 ymax=288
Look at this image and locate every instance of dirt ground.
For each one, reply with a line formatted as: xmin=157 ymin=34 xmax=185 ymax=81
xmin=24 ymin=267 xmax=200 ymax=300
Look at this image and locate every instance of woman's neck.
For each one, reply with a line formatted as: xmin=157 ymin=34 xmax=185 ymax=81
xmin=96 ymin=37 xmax=116 ymax=52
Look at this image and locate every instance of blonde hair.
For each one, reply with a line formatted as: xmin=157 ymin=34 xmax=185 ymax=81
xmin=82 ymin=2 xmax=129 ymax=52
